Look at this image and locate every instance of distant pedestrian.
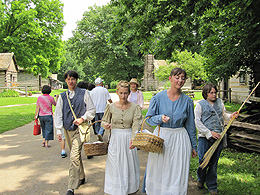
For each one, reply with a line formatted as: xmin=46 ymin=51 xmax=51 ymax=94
xmin=35 ymin=85 xmax=58 ymax=148
xmin=128 ymin=78 xmax=144 ymax=109
xmin=77 ymin=81 xmax=88 ymax=90
xmin=54 ymin=70 xmax=96 ymax=195
xmin=102 ymin=80 xmax=142 ymax=195
xmin=90 ymin=77 xmax=112 ymax=141
xmin=87 ymin=83 xmax=95 ymax=93
xmin=87 ymin=83 xmax=96 ymax=134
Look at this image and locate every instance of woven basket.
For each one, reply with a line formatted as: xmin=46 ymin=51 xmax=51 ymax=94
xmin=84 ymin=142 xmax=108 ymax=156
xmin=132 ymin=117 xmax=164 ymax=153
xmin=83 ymin=120 xmax=109 ymax=156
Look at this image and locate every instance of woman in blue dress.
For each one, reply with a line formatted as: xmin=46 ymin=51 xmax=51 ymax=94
xmin=143 ymin=67 xmax=197 ymax=195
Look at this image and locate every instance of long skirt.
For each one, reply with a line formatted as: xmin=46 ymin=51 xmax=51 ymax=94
xmin=104 ymin=129 xmax=140 ymax=195
xmin=145 ymin=127 xmax=191 ymax=195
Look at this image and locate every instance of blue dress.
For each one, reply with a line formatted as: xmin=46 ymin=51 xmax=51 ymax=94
xmin=144 ymin=90 xmax=197 ymax=195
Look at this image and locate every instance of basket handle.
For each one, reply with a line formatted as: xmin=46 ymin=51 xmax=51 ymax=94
xmin=140 ymin=116 xmax=161 ymax=136
xmin=88 ymin=120 xmax=111 ymax=142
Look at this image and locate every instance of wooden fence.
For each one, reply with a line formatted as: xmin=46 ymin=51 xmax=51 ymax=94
xmin=228 ymin=97 xmax=260 ymax=153
xmin=182 ymin=88 xmax=232 ymax=102
xmin=0 ymin=86 xmax=32 ymax=97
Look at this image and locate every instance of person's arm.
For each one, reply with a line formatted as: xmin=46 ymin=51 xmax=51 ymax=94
xmin=139 ymin=91 xmax=144 ymax=109
xmin=106 ymin=89 xmax=113 ymax=103
xmin=54 ymin=95 xmax=63 ymax=137
xmin=35 ymin=105 xmax=40 ymax=119
xmin=79 ymin=90 xmax=96 ymax=123
xmin=145 ymin=97 xmax=164 ymax=126
xmin=54 ymin=94 xmax=59 ymax=105
xmin=184 ymin=100 xmax=197 ymax=153
xmin=131 ymin=105 xmax=142 ymax=140
xmin=101 ymin=104 xmax=112 ymax=130
xmin=194 ymin=103 xmax=213 ymax=139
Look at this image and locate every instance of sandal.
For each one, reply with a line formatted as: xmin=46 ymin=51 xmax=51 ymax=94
xmin=45 ymin=145 xmax=51 ymax=148
xmin=42 ymin=142 xmax=45 ymax=147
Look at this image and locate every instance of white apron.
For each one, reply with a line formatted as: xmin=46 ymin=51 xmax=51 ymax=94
xmin=145 ymin=127 xmax=192 ymax=195
xmin=104 ymin=128 xmax=140 ymax=195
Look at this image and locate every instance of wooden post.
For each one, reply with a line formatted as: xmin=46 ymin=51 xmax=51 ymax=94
xmin=25 ymin=86 xmax=28 ymax=97
xmin=228 ymin=88 xmax=232 ymax=103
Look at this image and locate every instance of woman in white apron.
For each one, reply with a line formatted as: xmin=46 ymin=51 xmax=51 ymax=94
xmin=143 ymin=68 xmax=197 ymax=195
xmin=102 ymin=80 xmax=142 ymax=195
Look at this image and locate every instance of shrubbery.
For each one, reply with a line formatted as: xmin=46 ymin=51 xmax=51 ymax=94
xmin=0 ymin=89 xmax=20 ymax=97
xmin=110 ymin=81 xmax=118 ymax=89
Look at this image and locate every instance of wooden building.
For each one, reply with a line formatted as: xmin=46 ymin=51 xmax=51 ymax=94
xmin=0 ymin=52 xmax=18 ymax=88
xmin=17 ymin=70 xmax=62 ymax=91
xmin=142 ymin=54 xmax=192 ymax=91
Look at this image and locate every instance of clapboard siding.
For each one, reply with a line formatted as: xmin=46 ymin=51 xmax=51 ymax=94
xmin=229 ymin=73 xmax=250 ymax=103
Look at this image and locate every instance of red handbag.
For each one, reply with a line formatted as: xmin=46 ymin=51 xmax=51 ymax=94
xmin=33 ymin=119 xmax=41 ymax=135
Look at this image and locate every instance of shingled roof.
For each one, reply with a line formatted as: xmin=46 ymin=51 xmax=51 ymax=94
xmin=0 ymin=52 xmax=18 ymax=71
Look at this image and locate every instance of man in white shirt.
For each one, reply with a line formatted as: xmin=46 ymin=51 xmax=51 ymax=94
xmin=54 ymin=70 xmax=96 ymax=195
xmin=90 ymin=77 xmax=112 ymax=141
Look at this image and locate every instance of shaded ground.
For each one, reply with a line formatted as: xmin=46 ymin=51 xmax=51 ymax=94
xmin=0 ymin=123 xmax=203 ymax=195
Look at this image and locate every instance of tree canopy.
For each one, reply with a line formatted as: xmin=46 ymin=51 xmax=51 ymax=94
xmin=67 ymin=4 xmax=144 ymax=84
xmin=112 ymin=0 xmax=260 ymax=83
xmin=0 ymin=0 xmax=65 ymax=77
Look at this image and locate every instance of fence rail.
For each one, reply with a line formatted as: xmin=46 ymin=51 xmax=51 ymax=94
xmin=0 ymin=86 xmax=32 ymax=97
xmin=182 ymin=88 xmax=232 ymax=102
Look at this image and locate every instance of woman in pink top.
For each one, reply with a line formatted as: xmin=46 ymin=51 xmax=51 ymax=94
xmin=128 ymin=78 xmax=144 ymax=109
xmin=35 ymin=85 xmax=58 ymax=148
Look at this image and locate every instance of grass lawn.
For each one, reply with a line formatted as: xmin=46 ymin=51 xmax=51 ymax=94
xmin=0 ymin=104 xmax=35 ymax=134
xmin=0 ymin=97 xmax=38 ymax=106
xmin=189 ymin=148 xmax=260 ymax=195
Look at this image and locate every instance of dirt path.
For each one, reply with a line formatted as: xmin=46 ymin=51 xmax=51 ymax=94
xmin=0 ymin=121 xmax=203 ymax=195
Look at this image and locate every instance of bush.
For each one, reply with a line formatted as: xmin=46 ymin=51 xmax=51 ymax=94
xmin=108 ymin=89 xmax=117 ymax=93
xmin=0 ymin=89 xmax=20 ymax=97
xmin=110 ymin=81 xmax=118 ymax=89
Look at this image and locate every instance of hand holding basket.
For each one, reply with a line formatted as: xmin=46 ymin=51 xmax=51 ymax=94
xmin=83 ymin=120 xmax=109 ymax=156
xmin=132 ymin=117 xmax=164 ymax=153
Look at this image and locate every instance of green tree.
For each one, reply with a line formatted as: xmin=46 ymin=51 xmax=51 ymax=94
xmin=0 ymin=0 xmax=65 ymax=77
xmin=68 ymin=4 xmax=144 ymax=83
xmin=113 ymin=0 xmax=260 ymax=86
xmin=173 ymin=50 xmax=207 ymax=82
xmin=154 ymin=50 xmax=207 ymax=88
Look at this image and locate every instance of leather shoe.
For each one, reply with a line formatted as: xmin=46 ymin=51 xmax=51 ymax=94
xmin=66 ymin=189 xmax=74 ymax=195
xmin=210 ymin=191 xmax=218 ymax=195
xmin=79 ymin=178 xmax=85 ymax=186
xmin=197 ymin=181 xmax=204 ymax=189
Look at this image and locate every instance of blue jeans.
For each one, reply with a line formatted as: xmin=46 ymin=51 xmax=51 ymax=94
xmin=39 ymin=115 xmax=54 ymax=140
xmin=197 ymin=137 xmax=223 ymax=192
xmin=94 ymin=113 xmax=104 ymax=136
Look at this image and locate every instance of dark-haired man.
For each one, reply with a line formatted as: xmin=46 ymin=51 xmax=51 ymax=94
xmin=195 ymin=83 xmax=238 ymax=195
xmin=54 ymin=70 xmax=96 ymax=195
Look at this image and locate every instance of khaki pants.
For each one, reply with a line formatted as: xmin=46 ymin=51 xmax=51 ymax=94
xmin=64 ymin=128 xmax=85 ymax=189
